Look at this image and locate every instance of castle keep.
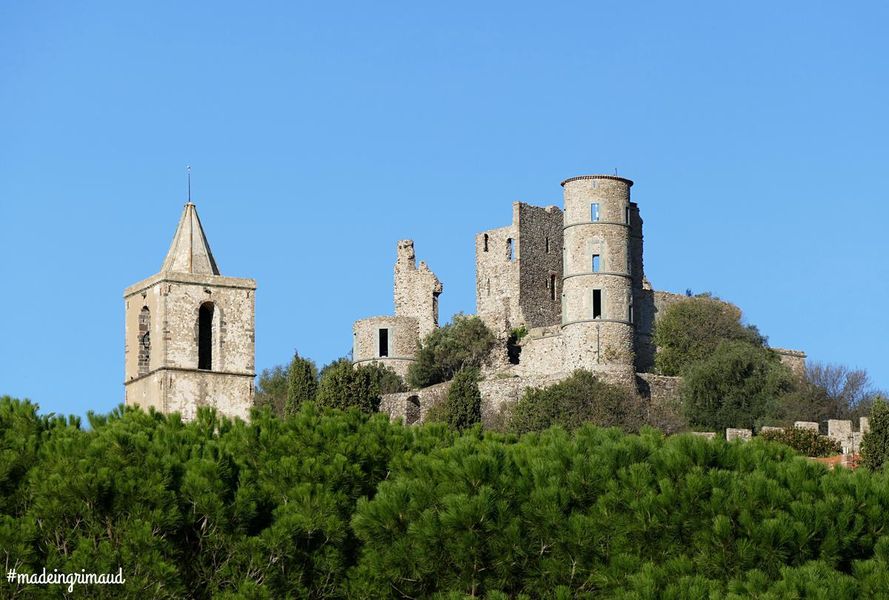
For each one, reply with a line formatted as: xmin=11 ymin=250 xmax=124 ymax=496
xmin=124 ymin=202 xmax=256 ymax=421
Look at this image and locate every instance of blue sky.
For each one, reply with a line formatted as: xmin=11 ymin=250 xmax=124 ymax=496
xmin=1 ymin=1 xmax=887 ymax=417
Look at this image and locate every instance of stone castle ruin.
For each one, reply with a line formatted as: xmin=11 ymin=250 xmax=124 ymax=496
xmin=124 ymin=173 xmax=806 ymax=426
xmin=353 ymin=174 xmax=807 ymax=421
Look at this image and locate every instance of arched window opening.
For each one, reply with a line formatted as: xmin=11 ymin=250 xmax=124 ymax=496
xmin=405 ymin=396 xmax=421 ymax=425
xmin=198 ymin=302 xmax=214 ymax=370
xmin=138 ymin=306 xmax=150 ymax=376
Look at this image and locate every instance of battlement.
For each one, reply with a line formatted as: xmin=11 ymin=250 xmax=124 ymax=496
xmin=560 ymin=174 xmax=634 ymax=187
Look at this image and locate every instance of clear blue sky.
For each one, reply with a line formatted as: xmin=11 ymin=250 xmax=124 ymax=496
xmin=2 ymin=1 xmax=887 ymax=418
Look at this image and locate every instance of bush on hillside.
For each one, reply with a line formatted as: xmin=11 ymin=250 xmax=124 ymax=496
xmin=861 ymin=397 xmax=889 ymax=471
xmin=507 ymin=370 xmax=645 ymax=434
xmin=682 ymin=340 xmax=794 ymax=431
xmin=653 ymin=294 xmax=764 ymax=376
xmin=758 ymin=426 xmax=841 ymax=457
xmin=407 ymin=314 xmax=496 ymax=389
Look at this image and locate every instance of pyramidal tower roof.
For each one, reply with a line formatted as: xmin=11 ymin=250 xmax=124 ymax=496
xmin=161 ymin=202 xmax=221 ymax=275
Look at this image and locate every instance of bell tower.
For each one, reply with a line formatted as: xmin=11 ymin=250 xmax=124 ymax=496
xmin=124 ymin=202 xmax=256 ymax=421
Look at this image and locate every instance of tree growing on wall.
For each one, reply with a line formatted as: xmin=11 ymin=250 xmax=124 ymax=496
xmin=407 ymin=314 xmax=496 ymax=389
xmin=653 ymin=295 xmax=764 ymax=376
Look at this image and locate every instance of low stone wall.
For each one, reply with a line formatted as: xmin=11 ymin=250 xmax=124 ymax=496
xmin=705 ymin=417 xmax=871 ymax=455
xmin=379 ymin=382 xmax=451 ymax=424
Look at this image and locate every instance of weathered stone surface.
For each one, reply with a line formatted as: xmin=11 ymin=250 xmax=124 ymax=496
xmin=726 ymin=428 xmax=753 ymax=441
xmin=353 ymin=316 xmax=419 ymax=379
xmin=394 ymin=240 xmax=441 ymax=339
xmin=774 ymin=348 xmax=807 ymax=379
xmin=352 ymin=240 xmax=439 ymax=381
xmin=861 ymin=416 xmax=871 ymax=434
xmin=759 ymin=426 xmax=784 ymax=434
xmin=476 ymin=203 xmax=563 ymax=334
xmin=690 ymin=431 xmax=716 ymax=440
xmin=795 ymin=421 xmax=820 ymax=432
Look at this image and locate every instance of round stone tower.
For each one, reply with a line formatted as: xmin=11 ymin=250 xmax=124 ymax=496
xmin=560 ymin=175 xmax=636 ymax=384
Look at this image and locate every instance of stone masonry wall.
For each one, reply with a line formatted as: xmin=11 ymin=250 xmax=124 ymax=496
xmin=514 ymin=326 xmax=564 ymax=377
xmin=476 ymin=223 xmax=520 ymax=335
xmin=394 ymin=240 xmax=442 ymax=340
xmin=516 ymin=203 xmax=563 ymax=329
xmin=353 ymin=315 xmax=420 ymax=379
xmin=124 ymin=271 xmax=256 ymax=421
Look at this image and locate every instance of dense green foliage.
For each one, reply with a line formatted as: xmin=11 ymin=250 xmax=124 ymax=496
xmin=407 ymin=314 xmax=496 ymax=389
xmin=6 ymin=396 xmax=889 ymax=597
xmin=758 ymin=426 xmax=841 ymax=457
xmin=682 ymin=341 xmax=795 ymax=431
xmin=259 ymin=355 xmax=404 ymax=417
xmin=439 ymin=368 xmax=482 ymax=431
xmin=861 ymin=398 xmax=889 ymax=471
xmin=286 ymin=352 xmax=319 ymax=415
xmin=315 ymin=360 xmax=404 ymax=413
xmin=253 ymin=364 xmax=289 ymax=415
xmin=653 ymin=295 xmax=764 ymax=376
xmin=508 ymin=370 xmax=645 ymax=435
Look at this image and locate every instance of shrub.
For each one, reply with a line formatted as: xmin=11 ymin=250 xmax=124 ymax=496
xmin=254 ymin=364 xmax=288 ymax=414
xmin=440 ymin=368 xmax=482 ymax=431
xmin=758 ymin=426 xmax=841 ymax=457
xmin=315 ymin=360 xmax=394 ymax=413
xmin=653 ymin=295 xmax=764 ymax=376
xmin=407 ymin=314 xmax=496 ymax=388
xmin=507 ymin=370 xmax=645 ymax=434
xmin=861 ymin=397 xmax=889 ymax=471
xmin=285 ymin=352 xmax=318 ymax=415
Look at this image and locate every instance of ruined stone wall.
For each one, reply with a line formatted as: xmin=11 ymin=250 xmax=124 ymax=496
xmin=774 ymin=348 xmax=807 ymax=378
xmin=652 ymin=290 xmax=689 ymax=322
xmin=514 ymin=326 xmax=564 ymax=377
xmin=516 ymin=203 xmax=563 ymax=329
xmin=353 ymin=315 xmax=420 ymax=379
xmin=394 ymin=240 xmax=442 ymax=339
xmin=476 ymin=222 xmax=520 ymax=334
xmin=636 ymin=373 xmax=682 ymax=412
xmin=629 ymin=202 xmax=656 ymax=372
